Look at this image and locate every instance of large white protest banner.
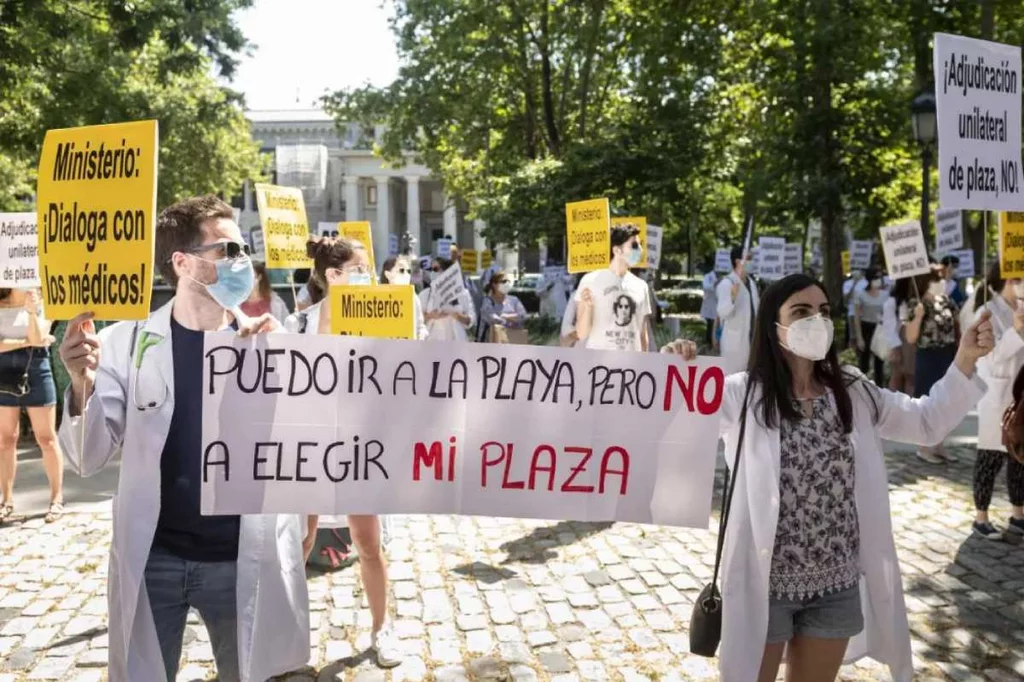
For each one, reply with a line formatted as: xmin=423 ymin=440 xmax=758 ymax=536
xmin=935 ymin=208 xmax=963 ymax=252
xmin=758 ymin=237 xmax=785 ymax=280
xmin=934 ymin=33 xmax=1024 ymax=211
xmin=429 ymin=261 xmax=466 ymax=305
xmin=200 ymin=334 xmax=725 ymax=527
xmin=0 ymin=213 xmax=40 ymax=288
xmin=881 ymin=221 xmax=931 ymax=279
xmin=783 ymin=243 xmax=802 ymax=275
xmin=850 ymin=240 xmax=874 ymax=270
xmin=646 ymin=224 xmax=663 ymax=270
xmin=714 ymin=248 xmax=732 ymax=274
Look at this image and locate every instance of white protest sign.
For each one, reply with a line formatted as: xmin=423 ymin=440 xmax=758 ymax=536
xmin=0 ymin=213 xmax=41 ymax=288
xmin=714 ymin=248 xmax=732 ymax=274
xmin=880 ymin=221 xmax=931 ymax=279
xmin=430 ymin=261 xmax=466 ymax=304
xmin=645 ymin=224 xmax=663 ymax=270
xmin=249 ymin=228 xmax=265 ymax=261
xmin=934 ymin=33 xmax=1024 ymax=210
xmin=943 ymin=248 xmax=976 ymax=278
xmin=200 ymin=333 xmax=725 ymax=527
xmin=850 ymin=240 xmax=873 ymax=270
xmin=935 ymin=208 xmax=963 ymax=252
xmin=757 ymin=237 xmax=785 ymax=280
xmin=317 ymin=221 xmax=337 ymax=238
xmin=748 ymin=249 xmax=761 ymax=277
xmin=436 ymin=238 xmax=453 ymax=260
xmin=783 ymin=243 xmax=802 ymax=275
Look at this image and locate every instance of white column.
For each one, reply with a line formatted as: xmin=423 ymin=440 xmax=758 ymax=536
xmin=472 ymin=218 xmax=486 ymax=250
xmin=443 ymin=197 xmax=458 ymax=240
xmin=243 ymin=180 xmax=252 ymax=212
xmin=405 ymin=176 xmax=421 ymax=247
xmin=343 ymin=175 xmax=360 ymax=222
xmin=373 ymin=176 xmax=391 ymax=265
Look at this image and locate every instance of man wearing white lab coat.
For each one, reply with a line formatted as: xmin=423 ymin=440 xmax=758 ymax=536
xmin=715 ymin=246 xmax=759 ymax=374
xmin=58 ymin=196 xmax=310 ymax=682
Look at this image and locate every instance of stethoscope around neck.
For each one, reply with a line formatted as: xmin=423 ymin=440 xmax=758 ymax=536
xmin=129 ymin=323 xmax=169 ymax=411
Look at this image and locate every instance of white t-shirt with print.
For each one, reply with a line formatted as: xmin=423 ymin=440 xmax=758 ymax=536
xmin=574 ymin=269 xmax=652 ymax=352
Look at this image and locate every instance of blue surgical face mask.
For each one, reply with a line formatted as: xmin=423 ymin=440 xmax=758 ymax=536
xmin=348 ymin=272 xmax=372 ymax=286
xmin=189 ymin=254 xmax=254 ymax=310
xmin=626 ymin=245 xmax=643 ymax=267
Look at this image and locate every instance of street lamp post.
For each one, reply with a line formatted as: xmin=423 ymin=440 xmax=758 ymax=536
xmin=911 ymin=89 xmax=937 ymax=245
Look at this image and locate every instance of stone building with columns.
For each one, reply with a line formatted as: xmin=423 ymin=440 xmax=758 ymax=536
xmin=233 ymin=109 xmax=508 ymax=273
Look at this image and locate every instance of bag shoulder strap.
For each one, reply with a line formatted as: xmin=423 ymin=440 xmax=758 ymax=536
xmin=708 ymin=378 xmax=753 ymax=591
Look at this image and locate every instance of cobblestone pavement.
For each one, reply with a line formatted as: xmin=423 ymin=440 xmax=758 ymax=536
xmin=1 ymin=444 xmax=1023 ymax=682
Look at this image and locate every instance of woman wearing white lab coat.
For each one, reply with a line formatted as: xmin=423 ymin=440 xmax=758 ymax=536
xmin=58 ymin=301 xmax=309 ymax=682
xmin=716 ymin=246 xmax=759 ymax=375
xmin=666 ymin=273 xmax=992 ymax=682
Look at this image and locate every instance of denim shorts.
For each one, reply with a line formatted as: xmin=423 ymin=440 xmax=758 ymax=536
xmin=766 ymin=584 xmax=864 ymax=643
xmin=0 ymin=348 xmax=57 ymax=408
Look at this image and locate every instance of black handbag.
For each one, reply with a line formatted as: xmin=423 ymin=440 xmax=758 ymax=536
xmin=689 ymin=381 xmax=751 ymax=657
xmin=0 ymin=348 xmax=33 ymax=397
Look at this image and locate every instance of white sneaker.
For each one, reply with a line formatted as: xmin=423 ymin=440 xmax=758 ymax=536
xmin=915 ymin=449 xmax=943 ymax=464
xmin=937 ymin=447 xmax=958 ymax=463
xmin=372 ymin=624 xmax=402 ymax=668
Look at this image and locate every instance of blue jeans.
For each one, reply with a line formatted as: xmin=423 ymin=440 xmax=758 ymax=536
xmin=144 ymin=545 xmax=240 ymax=681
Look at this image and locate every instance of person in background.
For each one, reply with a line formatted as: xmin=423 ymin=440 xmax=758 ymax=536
xmin=478 ymin=270 xmax=528 ymax=343
xmin=419 ymin=257 xmax=477 ymax=342
xmin=449 ymin=244 xmax=483 ymax=317
xmin=575 ymin=224 xmax=652 ymax=352
xmin=701 ymin=259 xmax=719 ymax=348
xmin=904 ymin=265 xmax=960 ymax=464
xmin=293 ymin=268 xmax=313 ymax=311
xmin=240 ymin=261 xmax=290 ymax=321
xmin=380 ymin=255 xmax=428 ymax=340
xmin=0 ymin=288 xmax=63 ymax=523
xmin=57 ymin=195 xmax=308 ymax=681
xmin=715 ymin=245 xmax=759 ymax=373
xmin=883 ymin=278 xmax=916 ymax=395
xmin=537 ymin=267 xmax=570 ymax=322
xmin=559 ymin=274 xmax=584 ymax=347
xmin=854 ymin=269 xmax=887 ymax=385
xmin=941 ymin=254 xmax=966 ymax=308
xmin=843 ymin=270 xmax=867 ymax=349
xmin=633 ymin=267 xmax=661 ymax=353
xmin=969 ymin=261 xmax=1024 ymax=540
xmin=286 ymin=236 xmax=402 ymax=669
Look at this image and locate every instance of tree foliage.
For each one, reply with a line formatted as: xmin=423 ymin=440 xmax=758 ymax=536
xmin=0 ymin=0 xmax=263 ymax=211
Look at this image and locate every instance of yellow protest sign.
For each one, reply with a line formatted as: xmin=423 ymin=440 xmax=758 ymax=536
xmin=611 ymin=216 xmax=648 ymax=268
xmin=255 ymin=183 xmax=311 ymax=269
xmin=337 ymin=221 xmax=376 ymax=279
xmin=329 ymin=284 xmax=415 ymax=339
xmin=460 ymin=249 xmax=479 ymax=275
xmin=1000 ymin=212 xmax=1024 ymax=278
xmin=35 ymin=120 xmax=159 ymax=321
xmin=566 ymin=198 xmax=610 ymax=274
xmin=841 ymin=250 xmax=851 ymax=275
xmin=480 ymin=250 xmax=493 ymax=272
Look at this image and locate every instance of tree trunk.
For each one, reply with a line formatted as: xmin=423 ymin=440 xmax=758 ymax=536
xmin=539 ymin=6 xmax=562 ymax=157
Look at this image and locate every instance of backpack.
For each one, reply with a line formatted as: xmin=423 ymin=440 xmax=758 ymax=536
xmin=1001 ymin=367 xmax=1024 ymax=465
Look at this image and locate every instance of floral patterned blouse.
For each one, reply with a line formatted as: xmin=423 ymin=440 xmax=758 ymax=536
xmin=917 ymin=295 xmax=959 ymax=349
xmin=770 ymin=392 xmax=860 ymax=600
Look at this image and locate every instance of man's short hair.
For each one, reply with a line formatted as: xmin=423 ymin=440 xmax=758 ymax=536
xmin=940 ymin=254 xmax=960 ymax=268
xmin=610 ymin=223 xmax=641 ymax=258
xmin=155 ymin=195 xmax=234 ymax=287
xmin=730 ymin=246 xmax=744 ymax=267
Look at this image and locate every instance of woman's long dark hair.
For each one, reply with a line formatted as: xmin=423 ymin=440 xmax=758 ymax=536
xmin=305 ymin=236 xmax=359 ymax=304
xmin=748 ymin=274 xmax=861 ymax=434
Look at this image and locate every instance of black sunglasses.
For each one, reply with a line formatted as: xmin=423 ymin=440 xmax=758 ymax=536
xmin=190 ymin=241 xmax=251 ymax=260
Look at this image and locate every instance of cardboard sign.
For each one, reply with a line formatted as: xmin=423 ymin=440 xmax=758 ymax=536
xmin=611 ymin=216 xmax=648 ymax=269
xmin=850 ymin=240 xmax=873 ymax=270
xmin=0 ymin=213 xmax=41 ymax=288
xmin=567 ymin=198 xmax=611 ymax=274
xmin=249 ymin=228 xmax=266 ymax=262
xmin=436 ymin=238 xmax=453 ymax=260
xmin=338 ymin=221 xmax=376 ymax=279
xmin=329 ymin=285 xmax=415 ymax=339
xmin=935 ymin=208 xmax=964 ymax=252
xmin=35 ymin=120 xmax=158 ymax=320
xmin=880 ymin=221 xmax=930 ymax=279
xmin=1000 ymin=211 xmax=1024 ymax=277
xmin=841 ymin=250 xmax=851 ymax=275
xmin=255 ymin=183 xmax=311 ymax=269
xmin=944 ymin=248 xmax=976 ymax=278
xmin=714 ymin=248 xmax=732 ymax=274
xmin=480 ymin=250 xmax=493 ymax=272
xmin=783 ymin=243 xmax=802 ymax=275
xmin=317 ymin=221 xmax=337 ymax=237
xmin=199 ymin=333 xmax=724 ymax=528
xmin=460 ymin=249 xmax=479 ymax=275
xmin=430 ymin=261 xmax=466 ymax=305
xmin=757 ymin=237 xmax=785 ymax=280
xmin=934 ymin=33 xmax=1024 ymax=211
xmin=646 ymin=224 xmax=663 ymax=270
